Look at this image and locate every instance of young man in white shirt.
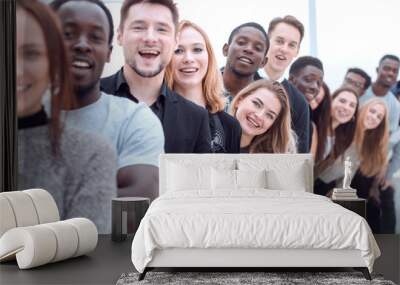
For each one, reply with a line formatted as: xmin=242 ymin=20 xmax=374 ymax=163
xmin=255 ymin=16 xmax=310 ymax=153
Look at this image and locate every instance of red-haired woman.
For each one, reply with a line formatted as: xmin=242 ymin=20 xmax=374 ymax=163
xmin=166 ymin=20 xmax=241 ymax=153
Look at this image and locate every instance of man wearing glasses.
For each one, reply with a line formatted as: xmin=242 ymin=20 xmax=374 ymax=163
xmin=342 ymin=67 xmax=371 ymax=97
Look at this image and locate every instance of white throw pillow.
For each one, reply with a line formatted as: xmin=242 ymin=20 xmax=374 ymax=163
xmin=211 ymin=169 xmax=268 ymax=191
xmin=165 ymin=158 xmax=236 ymax=192
xmin=166 ymin=162 xmax=211 ymax=191
xmin=266 ymin=168 xmax=307 ymax=191
xmin=211 ymin=168 xmax=236 ymax=190
xmin=236 ymin=169 xmax=267 ymax=189
xmin=237 ymin=157 xmax=310 ymax=192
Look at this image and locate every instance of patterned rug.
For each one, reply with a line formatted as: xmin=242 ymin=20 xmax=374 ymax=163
xmin=116 ymin=271 xmax=396 ymax=285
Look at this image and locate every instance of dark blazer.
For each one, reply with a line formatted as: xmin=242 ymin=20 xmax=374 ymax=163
xmin=281 ymin=79 xmax=310 ymax=153
xmin=217 ymin=111 xmax=241 ymax=153
xmin=160 ymin=90 xmax=211 ymax=153
xmin=101 ymin=71 xmax=211 ymax=153
xmin=254 ymin=72 xmax=310 ymax=153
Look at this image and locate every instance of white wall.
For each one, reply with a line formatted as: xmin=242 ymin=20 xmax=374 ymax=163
xmin=315 ymin=0 xmax=399 ymax=90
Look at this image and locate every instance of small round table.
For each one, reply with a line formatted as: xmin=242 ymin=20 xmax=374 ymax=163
xmin=111 ymin=197 xmax=150 ymax=242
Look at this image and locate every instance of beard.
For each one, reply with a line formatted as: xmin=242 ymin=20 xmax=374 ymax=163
xmin=128 ymin=60 xmax=165 ymax=78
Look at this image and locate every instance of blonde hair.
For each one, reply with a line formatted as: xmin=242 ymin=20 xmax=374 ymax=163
xmin=355 ymin=98 xmax=389 ymax=177
xmin=230 ymin=79 xmax=294 ymax=153
xmin=165 ymin=20 xmax=224 ymax=113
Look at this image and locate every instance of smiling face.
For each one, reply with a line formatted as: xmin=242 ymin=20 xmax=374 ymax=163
xmin=331 ymin=90 xmax=358 ymax=126
xmin=118 ymin=2 xmax=176 ymax=78
xmin=377 ymin=58 xmax=399 ymax=88
xmin=343 ymin=72 xmax=367 ymax=96
xmin=291 ymin=65 xmax=323 ymax=107
xmin=172 ymin=26 xmax=208 ymax=90
xmin=235 ymin=88 xmax=282 ymax=138
xmin=224 ymin=26 xmax=268 ymax=77
xmin=16 ymin=7 xmax=49 ymax=118
xmin=57 ymin=1 xmax=111 ymax=95
xmin=363 ymin=102 xmax=386 ymax=130
xmin=266 ymin=23 xmax=300 ymax=75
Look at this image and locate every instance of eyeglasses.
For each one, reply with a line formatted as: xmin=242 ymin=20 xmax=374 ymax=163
xmin=344 ymin=77 xmax=364 ymax=89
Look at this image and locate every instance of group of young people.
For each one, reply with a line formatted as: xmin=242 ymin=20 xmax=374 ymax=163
xmin=16 ymin=0 xmax=399 ymax=234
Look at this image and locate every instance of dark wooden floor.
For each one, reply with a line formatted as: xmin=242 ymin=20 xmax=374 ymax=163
xmin=0 ymin=235 xmax=398 ymax=284
xmin=374 ymin=234 xmax=400 ymax=284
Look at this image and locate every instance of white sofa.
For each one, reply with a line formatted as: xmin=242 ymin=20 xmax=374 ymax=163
xmin=0 ymin=189 xmax=97 ymax=269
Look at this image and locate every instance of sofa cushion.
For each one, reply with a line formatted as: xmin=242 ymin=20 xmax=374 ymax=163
xmin=0 ymin=218 xmax=97 ymax=269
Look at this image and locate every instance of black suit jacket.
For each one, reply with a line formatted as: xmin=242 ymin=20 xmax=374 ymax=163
xmin=216 ymin=111 xmax=241 ymax=153
xmin=254 ymin=72 xmax=310 ymax=153
xmin=101 ymin=70 xmax=211 ymax=153
xmin=160 ymin=89 xmax=211 ymax=153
